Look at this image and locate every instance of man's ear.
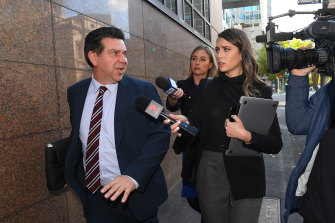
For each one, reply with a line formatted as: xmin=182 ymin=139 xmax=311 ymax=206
xmin=88 ymin=51 xmax=98 ymax=67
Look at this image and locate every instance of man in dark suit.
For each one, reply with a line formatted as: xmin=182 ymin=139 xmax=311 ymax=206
xmin=65 ymin=26 xmax=170 ymax=223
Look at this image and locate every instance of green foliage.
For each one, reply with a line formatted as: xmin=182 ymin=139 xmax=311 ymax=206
xmin=279 ymin=38 xmax=314 ymax=49
xmin=256 ymin=44 xmax=283 ymax=82
xmin=256 ymin=44 xmax=267 ymax=76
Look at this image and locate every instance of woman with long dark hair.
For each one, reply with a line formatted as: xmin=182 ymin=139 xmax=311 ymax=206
xmin=165 ymin=28 xmax=283 ymax=223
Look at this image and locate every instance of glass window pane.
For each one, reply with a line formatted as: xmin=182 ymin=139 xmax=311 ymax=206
xmin=166 ymin=0 xmax=177 ymax=14
xmin=184 ymin=2 xmax=192 ymax=26
xmin=194 ymin=12 xmax=204 ymax=35
xmin=158 ymin=0 xmax=163 ymax=4
xmin=193 ymin=0 xmax=203 ymax=15
xmin=205 ymin=23 xmax=210 ymax=40
xmin=204 ymin=0 xmax=209 ymax=21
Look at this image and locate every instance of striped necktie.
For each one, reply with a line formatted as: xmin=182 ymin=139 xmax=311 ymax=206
xmin=85 ymin=86 xmax=107 ymax=194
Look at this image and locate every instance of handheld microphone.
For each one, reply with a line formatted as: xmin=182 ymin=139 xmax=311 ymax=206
xmin=155 ymin=76 xmax=178 ymax=95
xmin=135 ymin=96 xmax=198 ymax=136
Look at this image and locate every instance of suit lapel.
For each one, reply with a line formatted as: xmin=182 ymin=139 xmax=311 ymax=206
xmin=114 ymin=76 xmax=131 ymax=149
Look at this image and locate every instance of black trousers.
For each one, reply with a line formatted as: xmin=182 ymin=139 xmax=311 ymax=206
xmin=85 ymin=189 xmax=158 ymax=223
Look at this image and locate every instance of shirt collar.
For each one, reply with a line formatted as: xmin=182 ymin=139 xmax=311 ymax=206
xmin=91 ymin=75 xmax=118 ymax=94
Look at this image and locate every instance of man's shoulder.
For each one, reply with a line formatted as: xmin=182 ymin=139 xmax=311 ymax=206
xmin=68 ymin=77 xmax=91 ymax=91
xmin=122 ymin=75 xmax=154 ymax=88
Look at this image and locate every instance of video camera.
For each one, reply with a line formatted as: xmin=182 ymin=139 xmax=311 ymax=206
xmin=256 ymin=7 xmax=335 ymax=77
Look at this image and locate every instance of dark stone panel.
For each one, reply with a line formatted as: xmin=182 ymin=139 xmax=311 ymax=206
xmin=1 ymin=193 xmax=68 ymax=223
xmin=124 ymin=34 xmax=145 ymax=79
xmin=142 ymin=1 xmax=204 ymax=57
xmin=144 ymin=40 xmax=187 ymax=80
xmin=0 ymin=0 xmax=54 ymax=65
xmin=56 ymin=67 xmax=92 ymax=130
xmin=50 ymin=0 xmax=144 ymax=37
xmin=143 ymin=42 xmax=168 ymax=79
xmin=52 ymin=3 xmax=98 ymax=70
xmin=66 ymin=190 xmax=85 ymax=223
xmin=0 ymin=131 xmax=62 ymax=220
xmin=0 ymin=61 xmax=59 ymax=139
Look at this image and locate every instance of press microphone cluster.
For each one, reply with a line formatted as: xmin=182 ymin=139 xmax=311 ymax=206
xmin=155 ymin=76 xmax=178 ymax=95
xmin=135 ymin=96 xmax=198 ymax=136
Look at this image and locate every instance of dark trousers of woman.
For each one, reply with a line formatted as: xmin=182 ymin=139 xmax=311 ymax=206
xmin=196 ymin=150 xmax=262 ymax=223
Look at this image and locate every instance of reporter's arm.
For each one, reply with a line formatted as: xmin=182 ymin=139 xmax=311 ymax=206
xmin=166 ymin=88 xmax=184 ymax=109
xmin=286 ymin=66 xmax=317 ymax=135
xmin=163 ymin=113 xmax=189 ymax=137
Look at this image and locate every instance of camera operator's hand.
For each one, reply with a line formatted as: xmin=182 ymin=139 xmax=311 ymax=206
xmin=291 ymin=66 xmax=316 ymax=76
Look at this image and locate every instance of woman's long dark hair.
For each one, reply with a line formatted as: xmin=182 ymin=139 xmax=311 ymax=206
xmin=217 ymin=28 xmax=265 ymax=96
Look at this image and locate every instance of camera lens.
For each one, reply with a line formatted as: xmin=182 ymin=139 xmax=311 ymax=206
xmin=267 ymin=44 xmax=327 ymax=73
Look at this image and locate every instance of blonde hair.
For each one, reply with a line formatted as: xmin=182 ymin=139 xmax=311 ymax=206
xmin=217 ymin=28 xmax=265 ymax=96
xmin=186 ymin=45 xmax=218 ymax=79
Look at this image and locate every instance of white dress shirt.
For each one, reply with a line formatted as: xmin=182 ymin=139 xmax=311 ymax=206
xmin=80 ymin=76 xmax=138 ymax=187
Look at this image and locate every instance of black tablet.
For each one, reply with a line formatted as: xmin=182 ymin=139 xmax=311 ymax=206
xmin=225 ymin=96 xmax=279 ymax=157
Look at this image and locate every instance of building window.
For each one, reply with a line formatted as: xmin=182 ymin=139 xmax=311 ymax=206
xmin=183 ymin=0 xmax=211 ymax=41
xmin=193 ymin=0 xmax=203 ymax=14
xmin=184 ymin=2 xmax=193 ymax=26
xmin=204 ymin=0 xmax=209 ymax=21
xmin=156 ymin=0 xmax=177 ymax=14
xmin=147 ymin=0 xmax=211 ymax=42
xmin=227 ymin=5 xmax=261 ymax=26
xmin=205 ymin=23 xmax=210 ymax=40
xmin=194 ymin=11 xmax=204 ymax=35
xmin=166 ymin=0 xmax=177 ymax=14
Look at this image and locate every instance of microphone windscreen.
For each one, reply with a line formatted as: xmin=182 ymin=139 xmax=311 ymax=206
xmin=135 ymin=96 xmax=151 ymax=113
xmin=155 ymin=76 xmax=170 ymax=90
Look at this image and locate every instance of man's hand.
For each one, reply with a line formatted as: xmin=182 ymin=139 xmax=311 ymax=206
xmin=101 ymin=175 xmax=136 ymax=203
xmin=291 ymin=66 xmax=316 ymax=76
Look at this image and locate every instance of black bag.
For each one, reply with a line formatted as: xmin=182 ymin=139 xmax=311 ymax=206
xmin=45 ymin=137 xmax=71 ymax=191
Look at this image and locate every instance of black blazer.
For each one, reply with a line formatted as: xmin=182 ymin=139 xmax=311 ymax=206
xmin=65 ymin=75 xmax=171 ymax=221
xmin=181 ymin=74 xmax=283 ymax=200
xmin=166 ymin=76 xmax=208 ymax=116
xmin=166 ymin=76 xmax=210 ymax=154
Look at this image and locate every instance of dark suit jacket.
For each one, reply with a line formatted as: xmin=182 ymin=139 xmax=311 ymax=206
xmin=65 ymin=75 xmax=171 ymax=221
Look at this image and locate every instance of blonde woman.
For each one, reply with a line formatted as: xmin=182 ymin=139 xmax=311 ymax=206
xmin=166 ymin=45 xmax=217 ymax=221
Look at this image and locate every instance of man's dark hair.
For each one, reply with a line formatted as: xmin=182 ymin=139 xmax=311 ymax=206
xmin=84 ymin=26 xmax=125 ymax=67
